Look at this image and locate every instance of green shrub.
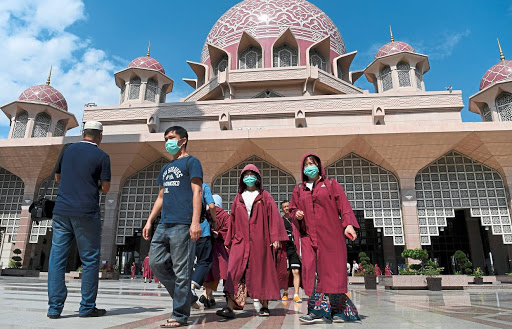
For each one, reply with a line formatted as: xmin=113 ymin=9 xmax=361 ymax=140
xmin=473 ymin=267 xmax=483 ymax=278
xmin=358 ymin=252 xmax=375 ymax=275
xmin=400 ymin=248 xmax=443 ymax=276
xmin=11 ymin=249 xmax=22 ymax=268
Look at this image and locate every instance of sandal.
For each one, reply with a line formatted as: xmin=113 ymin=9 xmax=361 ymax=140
xmin=160 ymin=319 xmax=188 ymax=328
xmin=259 ymin=307 xmax=270 ymax=317
xmin=216 ymin=307 xmax=235 ymax=319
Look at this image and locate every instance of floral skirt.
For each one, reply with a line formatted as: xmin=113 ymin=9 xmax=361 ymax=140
xmin=307 ymin=278 xmax=360 ymax=321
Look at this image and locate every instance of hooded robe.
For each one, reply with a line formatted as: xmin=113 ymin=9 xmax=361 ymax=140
xmin=205 ymin=206 xmax=231 ymax=283
xmin=142 ymin=256 xmax=152 ymax=279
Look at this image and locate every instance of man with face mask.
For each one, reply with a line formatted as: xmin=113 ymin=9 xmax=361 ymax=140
xmin=142 ymin=126 xmax=203 ymax=328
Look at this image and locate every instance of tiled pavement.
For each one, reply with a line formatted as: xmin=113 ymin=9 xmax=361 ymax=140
xmin=1 ymin=276 xmax=512 ymax=328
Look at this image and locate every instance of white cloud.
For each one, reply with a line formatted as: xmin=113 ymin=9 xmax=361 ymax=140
xmin=0 ymin=0 xmax=123 ymax=137
xmin=414 ymin=29 xmax=471 ymax=60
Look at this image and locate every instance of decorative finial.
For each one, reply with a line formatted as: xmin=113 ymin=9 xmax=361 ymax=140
xmin=390 ymin=26 xmax=394 ymax=42
xmin=498 ymin=38 xmax=505 ymax=61
xmin=46 ymin=66 xmax=52 ymax=85
xmin=147 ymin=41 xmax=151 ymax=57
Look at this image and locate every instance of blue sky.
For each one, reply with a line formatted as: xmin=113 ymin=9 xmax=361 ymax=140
xmin=1 ymin=0 xmax=511 ymax=138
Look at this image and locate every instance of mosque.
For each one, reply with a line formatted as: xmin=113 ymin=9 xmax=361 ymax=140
xmin=1 ymin=0 xmax=512 ymax=275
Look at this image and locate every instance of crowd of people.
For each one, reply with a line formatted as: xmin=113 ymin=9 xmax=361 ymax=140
xmin=46 ymin=123 xmax=363 ymax=326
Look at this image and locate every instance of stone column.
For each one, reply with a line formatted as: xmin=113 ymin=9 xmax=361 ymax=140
xmin=15 ymin=180 xmax=37 ymax=269
xmin=140 ymin=78 xmax=148 ymax=102
xmin=100 ymin=191 xmax=120 ymax=265
xmin=8 ymin=117 xmax=15 ymax=138
xmin=48 ymin=115 xmax=57 ymax=137
xmin=410 ymin=67 xmax=418 ymax=89
xmin=399 ymin=175 xmax=422 ymax=265
xmin=25 ymin=114 xmax=36 ymax=138
xmin=390 ymin=65 xmax=399 ymax=91
xmin=490 ymin=104 xmax=500 ymax=122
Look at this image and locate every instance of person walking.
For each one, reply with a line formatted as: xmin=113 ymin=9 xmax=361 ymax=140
xmin=375 ymin=264 xmax=382 ymax=276
xmin=278 ymin=200 xmax=302 ymax=303
xmin=216 ymin=164 xmax=288 ymax=319
xmin=351 ymin=260 xmax=359 ymax=277
xmin=142 ymin=126 xmax=203 ymax=328
xmin=142 ymin=255 xmax=152 ymax=283
xmin=131 ymin=262 xmax=136 ymax=280
xmin=191 ymin=183 xmax=217 ymax=308
xmin=202 ymin=194 xmax=230 ymax=307
xmin=289 ymin=153 xmax=361 ymax=324
xmin=47 ymin=121 xmax=111 ymax=319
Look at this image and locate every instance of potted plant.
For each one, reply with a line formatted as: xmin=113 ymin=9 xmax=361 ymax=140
xmin=453 ymin=250 xmax=473 ymax=275
xmin=423 ymin=260 xmax=444 ymax=291
xmin=359 ymin=252 xmax=377 ymax=289
xmin=473 ymin=267 xmax=484 ymax=285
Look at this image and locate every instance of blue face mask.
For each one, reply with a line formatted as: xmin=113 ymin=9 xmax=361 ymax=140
xmin=243 ymin=175 xmax=257 ymax=187
xmin=303 ymin=165 xmax=320 ymax=178
xmin=165 ymin=139 xmax=181 ymax=155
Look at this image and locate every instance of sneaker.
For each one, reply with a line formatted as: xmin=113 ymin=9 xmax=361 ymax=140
xmin=47 ymin=313 xmax=60 ymax=319
xmin=299 ymin=313 xmax=331 ymax=324
xmin=79 ymin=308 xmax=107 ymax=318
xmin=281 ymin=292 xmax=289 ymax=301
xmin=332 ymin=315 xmax=345 ymax=323
xmin=293 ymin=294 xmax=302 ymax=303
xmin=191 ymin=293 xmax=200 ymax=309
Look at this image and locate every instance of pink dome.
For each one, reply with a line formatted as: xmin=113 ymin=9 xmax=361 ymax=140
xmin=375 ymin=41 xmax=415 ymax=59
xmin=201 ymin=0 xmax=346 ymax=63
xmin=18 ymin=85 xmax=68 ymax=112
xmin=480 ymin=60 xmax=512 ymax=90
xmin=128 ymin=56 xmax=165 ymax=74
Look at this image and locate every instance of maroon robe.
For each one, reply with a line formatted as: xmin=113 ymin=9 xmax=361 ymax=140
xmin=131 ymin=262 xmax=136 ymax=278
xmin=375 ymin=265 xmax=382 ymax=276
xmin=289 ymin=153 xmax=360 ymax=296
xmin=142 ymin=256 xmax=152 ymax=279
xmin=224 ymin=164 xmax=288 ymax=301
xmin=205 ymin=206 xmax=231 ymax=283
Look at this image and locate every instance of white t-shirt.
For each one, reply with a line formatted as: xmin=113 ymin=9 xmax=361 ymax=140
xmin=305 ymin=181 xmax=314 ymax=190
xmin=242 ymin=190 xmax=259 ymax=218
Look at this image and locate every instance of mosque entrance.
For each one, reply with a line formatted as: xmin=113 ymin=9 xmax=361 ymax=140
xmin=30 ymin=231 xmax=81 ymax=272
xmin=116 ymin=231 xmax=150 ymax=276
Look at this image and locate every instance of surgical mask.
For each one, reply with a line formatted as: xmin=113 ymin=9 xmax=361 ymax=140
xmin=243 ymin=175 xmax=257 ymax=187
xmin=303 ymin=165 xmax=319 ymax=178
xmin=165 ymin=139 xmax=181 ymax=155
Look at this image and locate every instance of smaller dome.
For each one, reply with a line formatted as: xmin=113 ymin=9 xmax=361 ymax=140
xmin=480 ymin=60 xmax=512 ymax=90
xmin=18 ymin=85 xmax=68 ymax=112
xmin=128 ymin=56 xmax=165 ymax=74
xmin=375 ymin=41 xmax=415 ymax=59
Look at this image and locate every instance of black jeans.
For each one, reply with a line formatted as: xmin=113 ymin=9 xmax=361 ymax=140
xmin=191 ymin=236 xmax=213 ymax=287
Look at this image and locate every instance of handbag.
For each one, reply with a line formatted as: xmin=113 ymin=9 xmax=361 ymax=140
xmin=29 ymin=143 xmax=71 ymax=223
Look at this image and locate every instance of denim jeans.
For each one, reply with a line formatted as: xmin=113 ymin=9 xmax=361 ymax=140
xmin=191 ymin=236 xmax=212 ymax=288
xmin=47 ymin=214 xmax=102 ymax=316
xmin=150 ymin=223 xmax=195 ymax=324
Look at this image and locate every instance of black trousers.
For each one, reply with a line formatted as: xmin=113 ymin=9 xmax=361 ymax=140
xmin=191 ymin=236 xmax=213 ymax=287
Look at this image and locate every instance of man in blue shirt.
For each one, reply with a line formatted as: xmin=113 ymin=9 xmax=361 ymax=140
xmin=191 ymin=183 xmax=217 ymax=308
xmin=47 ymin=121 xmax=111 ymax=319
xmin=142 ymin=126 xmax=203 ymax=327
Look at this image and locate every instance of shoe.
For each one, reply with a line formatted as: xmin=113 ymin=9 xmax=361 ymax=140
xmin=299 ymin=313 xmax=331 ymax=324
xmin=158 ymin=283 xmax=162 ymax=288
xmin=216 ymin=307 xmax=235 ymax=319
xmin=79 ymin=308 xmax=107 ymax=318
xmin=47 ymin=313 xmax=60 ymax=319
xmin=332 ymin=315 xmax=345 ymax=323
xmin=209 ymin=298 xmax=216 ymax=306
xmin=199 ymin=295 xmax=210 ymax=308
xmin=191 ymin=292 xmax=201 ymax=309
xmin=293 ymin=294 xmax=302 ymax=303
xmin=281 ymin=292 xmax=289 ymax=301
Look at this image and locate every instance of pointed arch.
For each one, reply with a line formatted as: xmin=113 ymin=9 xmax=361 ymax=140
xmin=12 ymin=110 xmax=28 ymax=139
xmin=326 ymin=153 xmax=404 ymax=245
xmin=32 ymin=112 xmax=52 ymax=138
xmin=237 ymin=32 xmax=263 ymax=69
xmin=0 ymin=166 xmax=24 ymax=242
xmin=271 ymin=28 xmax=299 ymax=68
xmin=496 ymin=92 xmax=512 ymax=121
xmin=306 ymin=36 xmax=330 ymax=73
xmin=212 ymin=156 xmax=296 ymax=212
xmin=415 ymin=151 xmax=512 ymax=245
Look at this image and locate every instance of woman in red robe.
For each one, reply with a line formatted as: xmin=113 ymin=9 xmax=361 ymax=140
xmin=142 ymin=255 xmax=152 ymax=283
xmin=216 ymin=164 xmax=288 ymax=319
xmin=289 ymin=153 xmax=361 ymax=324
xmin=202 ymin=194 xmax=231 ymax=307
xmin=131 ymin=262 xmax=136 ymax=279
xmin=375 ymin=264 xmax=382 ymax=276
xmin=385 ymin=265 xmax=392 ymax=276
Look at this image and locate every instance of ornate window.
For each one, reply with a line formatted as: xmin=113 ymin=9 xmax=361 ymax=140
xmin=496 ymin=92 xmax=512 ymax=122
xmin=273 ymin=44 xmax=298 ymax=67
xmin=239 ymin=46 xmax=262 ymax=69
xmin=32 ymin=113 xmax=51 ymax=138
xmin=214 ymin=56 xmax=228 ymax=76
xmin=397 ymin=61 xmax=411 ymax=87
xmin=0 ymin=167 xmax=24 ymax=242
xmin=54 ymin=120 xmax=66 ymax=137
xmin=481 ymin=104 xmax=493 ymax=122
xmin=415 ymin=151 xmax=512 ymax=245
xmin=337 ymin=64 xmax=343 ymax=80
xmin=12 ymin=110 xmax=28 ymax=139
xmin=116 ymin=158 xmax=166 ymax=245
xmin=120 ymin=84 xmax=126 ymax=104
xmin=415 ymin=67 xmax=423 ymax=90
xmin=145 ymin=78 xmax=159 ymax=102
xmin=253 ymin=90 xmax=284 ymax=98
xmin=212 ymin=156 xmax=296 ymax=212
xmin=326 ymin=153 xmax=404 ymax=245
xmin=128 ymin=77 xmax=141 ymax=100
xmin=309 ymin=50 xmax=326 ymax=71
xmin=380 ymin=66 xmax=392 ymax=92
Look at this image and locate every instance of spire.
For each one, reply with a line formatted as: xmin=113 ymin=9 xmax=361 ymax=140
xmin=498 ymin=38 xmax=505 ymax=61
xmin=147 ymin=41 xmax=151 ymax=57
xmin=389 ymin=25 xmax=394 ymax=42
xmin=46 ymin=66 xmax=52 ymax=85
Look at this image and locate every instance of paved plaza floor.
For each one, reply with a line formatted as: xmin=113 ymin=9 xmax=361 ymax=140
xmin=1 ymin=276 xmax=512 ymax=328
